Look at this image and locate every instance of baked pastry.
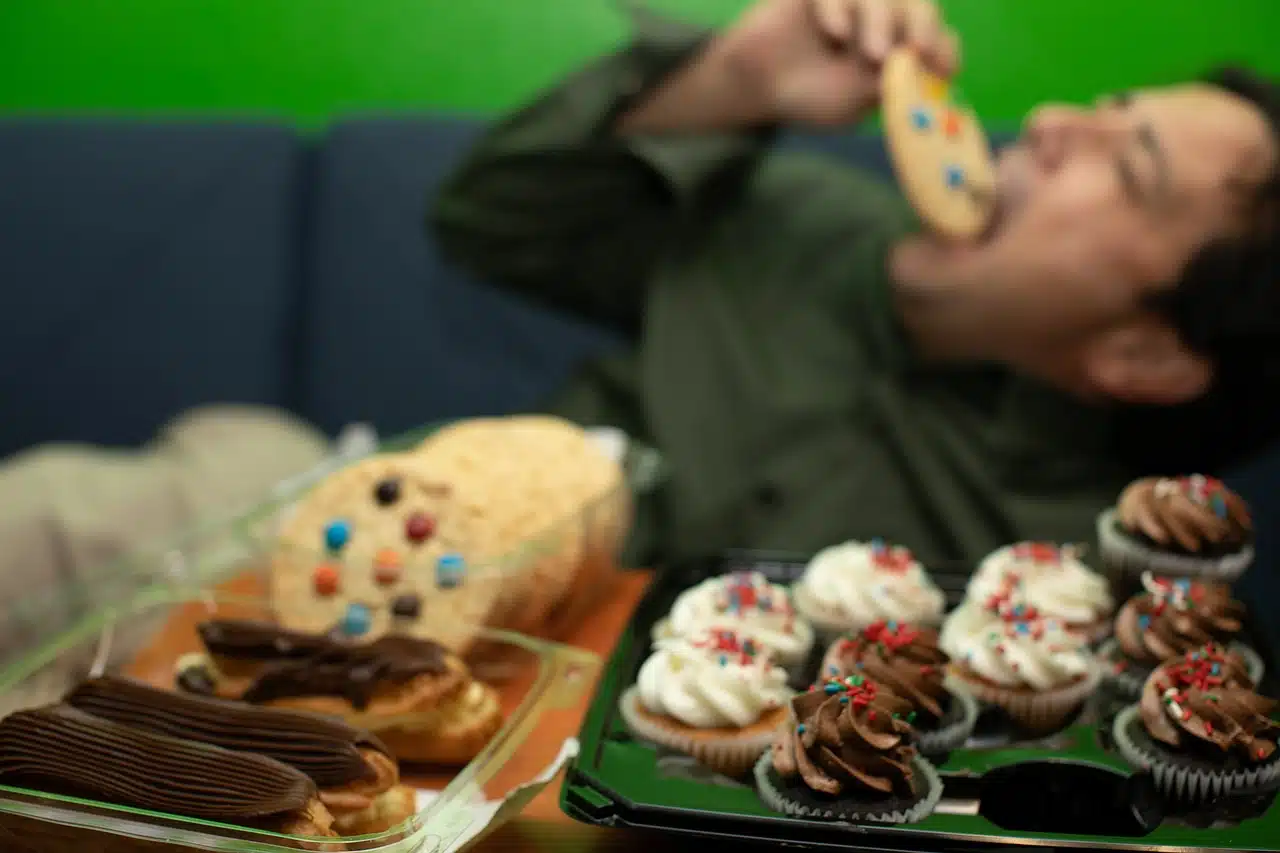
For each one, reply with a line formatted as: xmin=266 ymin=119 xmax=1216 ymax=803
xmin=792 ymin=540 xmax=945 ymax=642
xmin=653 ymin=571 xmax=815 ymax=674
xmin=967 ymin=542 xmax=1113 ymax=642
xmin=180 ymin=619 xmax=504 ymax=765
xmin=619 ymin=628 xmax=792 ymax=776
xmin=819 ymin=620 xmax=977 ymax=754
xmin=1098 ymin=474 xmax=1254 ymax=583
xmin=940 ymin=604 xmax=1099 ymax=734
xmin=65 ymin=676 xmax=414 ymax=835
xmin=1100 ymin=573 xmax=1261 ymax=700
xmin=1112 ymin=644 xmax=1279 ymax=801
xmin=270 ymin=452 xmax=501 ymax=654
xmin=0 ymin=704 xmax=336 ymax=837
xmin=755 ymin=675 xmax=942 ymax=823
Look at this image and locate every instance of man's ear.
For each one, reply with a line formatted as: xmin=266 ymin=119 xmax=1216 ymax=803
xmin=1085 ymin=323 xmax=1215 ymax=405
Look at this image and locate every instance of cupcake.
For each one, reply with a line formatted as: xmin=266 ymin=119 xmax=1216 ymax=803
xmin=1112 ymin=644 xmax=1280 ymax=801
xmin=792 ymin=540 xmax=946 ymax=643
xmin=941 ymin=605 xmax=1100 ymax=734
xmin=1098 ymin=475 xmax=1254 ymax=583
xmin=819 ymin=620 xmax=978 ymax=755
xmin=754 ymin=675 xmax=942 ymax=823
xmin=1100 ymin=572 xmax=1262 ymax=700
xmin=619 ymin=628 xmax=792 ymax=776
xmin=968 ymin=542 xmax=1113 ymax=643
xmin=653 ymin=571 xmax=814 ymax=674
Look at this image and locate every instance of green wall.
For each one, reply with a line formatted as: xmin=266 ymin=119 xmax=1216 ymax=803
xmin=1 ymin=0 xmax=1276 ymax=127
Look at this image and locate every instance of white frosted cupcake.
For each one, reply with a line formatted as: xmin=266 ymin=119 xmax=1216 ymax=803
xmin=792 ymin=540 xmax=946 ymax=643
xmin=619 ymin=628 xmax=793 ymax=776
xmin=941 ymin=604 xmax=1100 ymax=735
xmin=968 ymin=542 xmax=1113 ymax=643
xmin=653 ymin=571 xmax=814 ymax=672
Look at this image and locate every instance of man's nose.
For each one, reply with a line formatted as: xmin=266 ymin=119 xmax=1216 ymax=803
xmin=1022 ymin=103 xmax=1125 ymax=171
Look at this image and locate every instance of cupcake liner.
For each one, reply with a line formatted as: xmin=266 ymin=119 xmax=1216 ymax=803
xmin=753 ymin=751 xmax=942 ymax=823
xmin=619 ymin=687 xmax=778 ymax=777
xmin=955 ymin=663 xmax=1102 ymax=735
xmin=915 ymin=680 xmax=980 ymax=756
xmin=1096 ymin=509 xmax=1254 ymax=583
xmin=1099 ymin=640 xmax=1265 ymax=703
xmin=1112 ymin=704 xmax=1280 ymax=802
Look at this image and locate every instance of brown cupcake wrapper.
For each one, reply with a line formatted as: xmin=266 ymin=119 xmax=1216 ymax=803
xmin=1096 ymin=509 xmax=1253 ymax=582
xmin=955 ymin=663 xmax=1101 ymax=735
xmin=1112 ymin=704 xmax=1280 ymax=802
xmin=619 ymin=687 xmax=779 ymax=777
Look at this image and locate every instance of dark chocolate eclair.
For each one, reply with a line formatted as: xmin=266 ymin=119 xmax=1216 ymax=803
xmin=66 ymin=677 xmax=390 ymax=789
xmin=0 ymin=704 xmax=316 ymax=820
xmin=198 ymin=619 xmax=340 ymax=661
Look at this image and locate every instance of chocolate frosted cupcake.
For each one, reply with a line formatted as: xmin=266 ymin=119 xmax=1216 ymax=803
xmin=819 ymin=621 xmax=977 ymax=755
xmin=755 ymin=675 xmax=942 ymax=823
xmin=1113 ymin=644 xmax=1280 ymax=801
xmin=1100 ymin=573 xmax=1262 ymax=700
xmin=1098 ymin=475 xmax=1254 ymax=583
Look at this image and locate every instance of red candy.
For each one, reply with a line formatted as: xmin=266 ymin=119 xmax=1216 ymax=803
xmin=1013 ymin=542 xmax=1060 ymax=564
xmin=313 ymin=563 xmax=340 ymax=597
xmin=405 ymin=513 xmax=435 ymax=544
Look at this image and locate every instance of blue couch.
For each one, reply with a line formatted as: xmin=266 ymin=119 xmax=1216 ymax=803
xmin=1 ymin=115 xmax=1275 ymax=637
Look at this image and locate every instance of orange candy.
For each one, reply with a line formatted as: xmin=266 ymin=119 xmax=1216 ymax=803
xmin=373 ymin=549 xmax=403 ymax=586
xmin=942 ymin=110 xmax=962 ymax=139
xmin=313 ymin=563 xmax=341 ymax=596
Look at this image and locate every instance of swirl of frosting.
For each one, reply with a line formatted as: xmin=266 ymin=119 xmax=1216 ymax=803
xmin=661 ymin=571 xmax=813 ymax=662
xmin=1140 ymin=644 xmax=1277 ymax=762
xmin=1115 ymin=573 xmax=1245 ymax=666
xmin=940 ymin=605 xmax=1093 ymax=690
xmin=636 ymin=628 xmax=793 ymax=728
xmin=771 ymin=675 xmax=917 ymax=797
xmin=793 ymin=540 xmax=946 ymax=627
xmin=820 ymin=621 xmax=949 ymax=720
xmin=1118 ymin=475 xmax=1252 ymax=553
xmin=969 ymin=543 xmax=1112 ymax=627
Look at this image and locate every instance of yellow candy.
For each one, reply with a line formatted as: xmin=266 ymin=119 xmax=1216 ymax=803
xmin=922 ymin=73 xmax=950 ymax=103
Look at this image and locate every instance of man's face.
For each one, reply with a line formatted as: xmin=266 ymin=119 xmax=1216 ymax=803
xmin=958 ymin=83 xmax=1275 ymax=400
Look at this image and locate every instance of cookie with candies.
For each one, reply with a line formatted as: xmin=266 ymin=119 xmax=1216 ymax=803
xmin=269 ymin=452 xmax=501 ymax=654
xmin=882 ymin=48 xmax=998 ymax=240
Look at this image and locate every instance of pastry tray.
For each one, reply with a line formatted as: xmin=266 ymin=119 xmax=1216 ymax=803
xmin=562 ymin=550 xmax=1280 ymax=852
xmin=0 ymin=491 xmax=600 ymax=852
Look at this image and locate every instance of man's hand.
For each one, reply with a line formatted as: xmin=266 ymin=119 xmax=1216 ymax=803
xmin=725 ymin=0 xmax=960 ymax=127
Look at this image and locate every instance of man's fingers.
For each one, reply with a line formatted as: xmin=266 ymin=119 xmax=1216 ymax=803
xmin=930 ymin=26 xmax=961 ymax=77
xmin=903 ymin=0 xmax=939 ymax=51
xmin=811 ymin=0 xmax=856 ymax=45
xmin=856 ymin=0 xmax=894 ymax=63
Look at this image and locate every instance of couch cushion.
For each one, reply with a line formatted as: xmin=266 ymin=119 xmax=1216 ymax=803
xmin=0 ymin=120 xmax=304 ymax=456
xmin=300 ymin=117 xmax=626 ymax=438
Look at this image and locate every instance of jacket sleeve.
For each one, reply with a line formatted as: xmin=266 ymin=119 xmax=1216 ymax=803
xmin=430 ymin=9 xmax=775 ymax=336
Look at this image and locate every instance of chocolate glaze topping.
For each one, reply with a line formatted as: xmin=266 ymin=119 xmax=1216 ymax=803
xmin=67 ymin=677 xmax=390 ymax=788
xmin=198 ymin=620 xmax=337 ymax=661
xmin=0 ymin=705 xmax=316 ymax=819
xmin=772 ymin=675 xmax=918 ymax=798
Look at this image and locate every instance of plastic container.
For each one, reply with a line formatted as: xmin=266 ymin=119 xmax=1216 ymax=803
xmin=0 ymin=513 xmax=599 ymax=853
xmin=237 ymin=422 xmax=659 ymax=653
xmin=563 ymin=550 xmax=1280 ymax=852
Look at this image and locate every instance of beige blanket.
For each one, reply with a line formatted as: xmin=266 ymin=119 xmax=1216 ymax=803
xmin=0 ymin=406 xmax=330 ymax=664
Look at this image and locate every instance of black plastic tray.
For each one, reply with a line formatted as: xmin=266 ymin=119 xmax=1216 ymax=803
xmin=562 ymin=550 xmax=1280 ymax=851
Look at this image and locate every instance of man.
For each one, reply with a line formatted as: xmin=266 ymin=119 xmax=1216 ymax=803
xmin=432 ymin=0 xmax=1280 ymax=567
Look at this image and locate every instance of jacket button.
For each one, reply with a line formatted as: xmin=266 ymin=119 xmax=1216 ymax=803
xmin=755 ymin=483 xmax=783 ymax=509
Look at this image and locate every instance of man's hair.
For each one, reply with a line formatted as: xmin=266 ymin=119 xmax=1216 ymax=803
xmin=1119 ymin=66 xmax=1280 ymax=475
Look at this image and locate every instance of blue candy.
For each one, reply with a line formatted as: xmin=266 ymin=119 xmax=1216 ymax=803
xmin=944 ymin=165 xmax=966 ymax=188
xmin=910 ymin=107 xmax=932 ymax=130
xmin=436 ymin=552 xmax=466 ymax=589
xmin=324 ymin=519 xmax=351 ymax=553
xmin=340 ymin=602 xmax=372 ymax=637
